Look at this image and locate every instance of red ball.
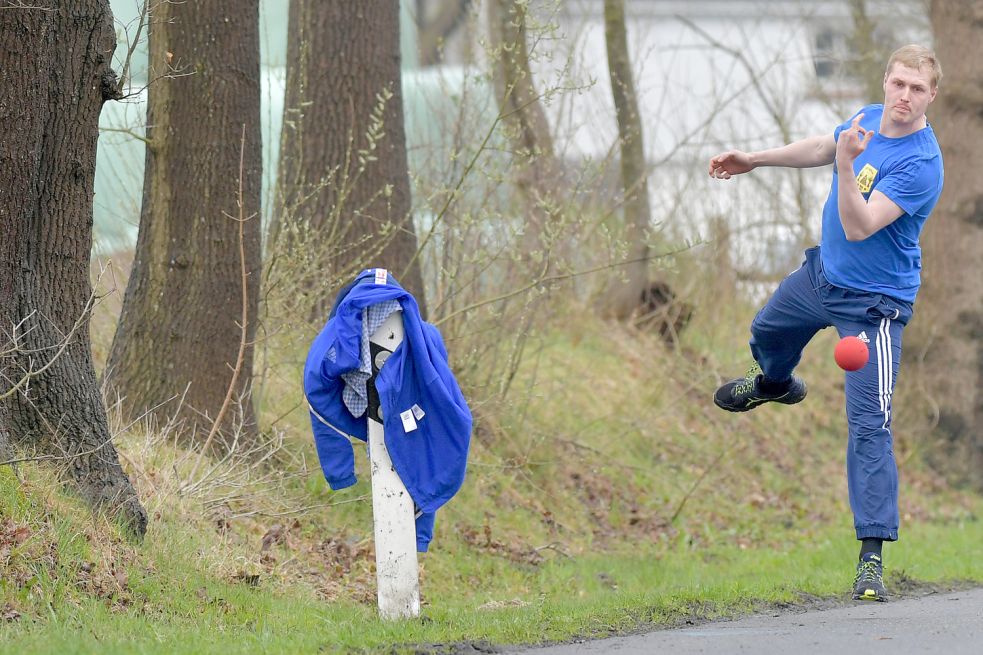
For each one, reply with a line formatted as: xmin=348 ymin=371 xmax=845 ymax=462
xmin=835 ymin=336 xmax=868 ymax=371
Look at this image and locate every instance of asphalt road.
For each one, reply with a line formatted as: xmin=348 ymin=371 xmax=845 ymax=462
xmin=504 ymin=588 xmax=983 ymax=655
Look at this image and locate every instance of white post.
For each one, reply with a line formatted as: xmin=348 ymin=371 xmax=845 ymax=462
xmin=367 ymin=310 xmax=420 ymax=620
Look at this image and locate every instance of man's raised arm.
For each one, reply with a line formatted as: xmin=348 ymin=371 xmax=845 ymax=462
xmin=709 ymin=134 xmax=836 ymax=180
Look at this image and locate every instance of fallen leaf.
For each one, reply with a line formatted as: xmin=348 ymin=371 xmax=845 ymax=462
xmin=261 ymin=524 xmax=285 ymax=552
xmin=12 ymin=526 xmax=31 ymax=545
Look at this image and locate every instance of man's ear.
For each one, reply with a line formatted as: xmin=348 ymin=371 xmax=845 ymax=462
xmin=929 ymin=86 xmax=938 ymax=103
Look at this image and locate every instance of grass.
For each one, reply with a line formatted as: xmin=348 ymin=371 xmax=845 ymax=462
xmin=1 ymin=488 xmax=980 ymax=655
xmin=3 ymin=277 xmax=982 ymax=653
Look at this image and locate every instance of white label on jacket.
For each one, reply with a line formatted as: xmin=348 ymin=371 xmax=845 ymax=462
xmin=374 ymin=268 xmax=388 ymax=285
xmin=400 ymin=409 xmax=418 ymax=433
xmin=411 ymin=404 xmax=425 ymax=421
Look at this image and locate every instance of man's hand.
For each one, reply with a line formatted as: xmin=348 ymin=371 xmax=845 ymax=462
xmin=708 ymin=150 xmax=754 ymax=180
xmin=836 ymin=114 xmax=874 ymax=166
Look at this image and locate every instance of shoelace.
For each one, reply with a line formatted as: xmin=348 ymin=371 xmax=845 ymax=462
xmin=855 ymin=560 xmax=882 ymax=585
xmin=733 ymin=363 xmax=762 ymax=396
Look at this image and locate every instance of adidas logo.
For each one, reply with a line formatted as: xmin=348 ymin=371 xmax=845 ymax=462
xmin=857 ymin=331 xmax=870 ymax=343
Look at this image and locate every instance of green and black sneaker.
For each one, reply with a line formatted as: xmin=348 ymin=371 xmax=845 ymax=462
xmin=713 ymin=364 xmax=807 ymax=413
xmin=853 ymin=552 xmax=888 ymax=602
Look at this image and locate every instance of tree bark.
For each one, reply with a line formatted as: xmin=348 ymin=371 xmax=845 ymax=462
xmin=0 ymin=0 xmax=147 ymax=535
xmin=913 ymin=1 xmax=983 ymax=489
xmin=105 ymin=0 xmax=263 ymax=449
xmin=601 ymin=0 xmax=652 ymax=319
xmin=275 ymin=0 xmax=426 ymax=311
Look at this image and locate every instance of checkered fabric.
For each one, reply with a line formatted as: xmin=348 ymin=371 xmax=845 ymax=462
xmin=341 ymin=299 xmax=401 ymax=417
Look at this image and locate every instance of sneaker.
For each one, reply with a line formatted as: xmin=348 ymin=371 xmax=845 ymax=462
xmin=852 ymin=553 xmax=888 ymax=602
xmin=713 ymin=364 xmax=807 ymax=412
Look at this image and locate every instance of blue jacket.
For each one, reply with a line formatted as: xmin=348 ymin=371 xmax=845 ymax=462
xmin=303 ymin=269 xmax=472 ymax=551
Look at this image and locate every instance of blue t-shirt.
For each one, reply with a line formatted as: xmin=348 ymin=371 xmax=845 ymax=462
xmin=820 ymin=104 xmax=944 ymax=302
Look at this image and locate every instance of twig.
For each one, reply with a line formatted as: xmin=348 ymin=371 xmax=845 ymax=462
xmin=669 ymin=441 xmax=737 ymax=524
xmin=0 ymin=438 xmax=117 ymax=468
xmin=433 ymin=243 xmax=694 ymax=327
xmin=533 ymin=542 xmax=570 ymax=557
xmin=116 ymin=0 xmax=149 ymax=95
xmin=98 ymin=126 xmax=153 ymax=147
xmin=0 ymin=268 xmax=106 ymax=401
xmin=227 ymin=495 xmax=370 ymax=521
xmin=0 ymin=1 xmax=54 ymax=9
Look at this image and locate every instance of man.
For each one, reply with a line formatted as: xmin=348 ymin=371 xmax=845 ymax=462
xmin=709 ymin=45 xmax=944 ymax=602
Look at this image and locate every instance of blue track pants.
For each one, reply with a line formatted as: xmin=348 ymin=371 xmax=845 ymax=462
xmin=749 ymin=246 xmax=912 ymax=541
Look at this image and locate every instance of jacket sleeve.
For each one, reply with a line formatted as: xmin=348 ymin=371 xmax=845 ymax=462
xmin=415 ymin=510 xmax=435 ymax=553
xmin=309 ymin=410 xmax=358 ymax=490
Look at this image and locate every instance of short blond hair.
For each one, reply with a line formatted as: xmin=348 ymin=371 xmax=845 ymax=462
xmin=885 ymin=44 xmax=942 ymax=88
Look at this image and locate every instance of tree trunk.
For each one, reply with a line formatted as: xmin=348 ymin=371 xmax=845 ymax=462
xmin=105 ymin=0 xmax=263 ymax=449
xmin=275 ymin=0 xmax=426 ymax=311
xmin=0 ymin=0 xmax=147 ymax=535
xmin=913 ymin=1 xmax=983 ymax=489
xmin=601 ymin=0 xmax=652 ymax=319
xmin=417 ymin=0 xmax=471 ymax=67
xmin=847 ymin=0 xmax=892 ymax=104
xmin=487 ymin=0 xmax=562 ymax=260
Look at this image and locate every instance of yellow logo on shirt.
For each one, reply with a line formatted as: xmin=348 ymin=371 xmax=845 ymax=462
xmin=856 ymin=163 xmax=878 ymax=194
